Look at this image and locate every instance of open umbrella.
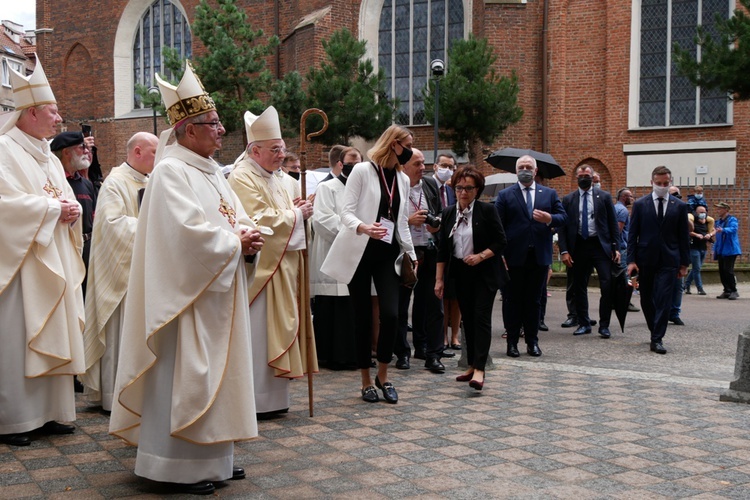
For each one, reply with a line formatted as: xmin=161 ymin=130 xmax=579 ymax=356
xmin=482 ymin=172 xmax=519 ymax=200
xmin=611 ymin=266 xmax=635 ymax=333
xmin=485 ymin=148 xmax=566 ymax=179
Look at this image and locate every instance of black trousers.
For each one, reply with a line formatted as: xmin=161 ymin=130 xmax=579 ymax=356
xmin=565 ymin=267 xmax=576 ymax=320
xmin=348 ymin=239 xmax=401 ymax=369
xmin=572 ymin=236 xmax=613 ymax=328
xmin=451 ymin=258 xmax=496 ymax=371
xmin=505 ymin=249 xmax=547 ymax=347
xmin=638 ymin=265 xmax=677 ymax=343
xmin=395 ymin=247 xmax=444 ymax=360
xmin=718 ymin=255 xmax=738 ymax=293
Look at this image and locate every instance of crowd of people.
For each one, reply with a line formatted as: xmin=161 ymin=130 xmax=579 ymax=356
xmin=0 ymin=58 xmax=743 ymax=495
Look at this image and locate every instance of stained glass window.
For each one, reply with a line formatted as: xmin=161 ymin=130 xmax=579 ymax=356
xmin=638 ymin=0 xmax=729 ymax=127
xmin=133 ymin=0 xmax=192 ymax=108
xmin=379 ymin=0 xmax=465 ymax=125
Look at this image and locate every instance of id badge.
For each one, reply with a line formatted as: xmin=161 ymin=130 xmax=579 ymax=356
xmin=379 ymin=217 xmax=395 ymax=244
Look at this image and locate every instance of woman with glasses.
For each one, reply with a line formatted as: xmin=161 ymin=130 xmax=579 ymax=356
xmin=321 ymin=125 xmax=416 ymax=404
xmin=435 ymin=166 xmax=506 ymax=391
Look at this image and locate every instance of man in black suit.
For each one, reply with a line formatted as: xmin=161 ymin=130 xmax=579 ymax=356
xmin=395 ymin=148 xmax=451 ymax=372
xmin=558 ymin=165 xmax=620 ymax=338
xmin=627 ymin=166 xmax=690 ymax=354
xmin=495 ymin=155 xmax=567 ymax=357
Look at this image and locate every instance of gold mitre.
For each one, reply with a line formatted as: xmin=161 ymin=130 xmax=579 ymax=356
xmin=155 ymin=61 xmax=215 ymax=125
xmin=244 ymin=106 xmax=282 ymax=143
xmin=8 ymin=56 xmax=56 ymax=110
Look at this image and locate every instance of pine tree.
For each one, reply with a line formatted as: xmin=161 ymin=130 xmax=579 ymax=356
xmin=305 ymin=28 xmax=397 ymax=146
xmin=269 ymin=71 xmax=308 ymax=138
xmin=423 ymin=35 xmax=523 ymax=163
xmin=673 ymin=0 xmax=750 ymax=100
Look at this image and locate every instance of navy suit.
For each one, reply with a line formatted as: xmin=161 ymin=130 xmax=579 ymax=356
xmin=495 ymin=183 xmax=567 ymax=348
xmin=627 ymin=194 xmax=690 ymax=343
xmin=558 ymin=188 xmax=619 ymax=329
xmin=435 ymin=180 xmax=456 ymax=208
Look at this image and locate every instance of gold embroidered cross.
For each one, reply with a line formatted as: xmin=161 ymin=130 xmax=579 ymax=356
xmin=43 ymin=177 xmax=62 ymax=199
xmin=218 ymin=195 xmax=236 ymax=228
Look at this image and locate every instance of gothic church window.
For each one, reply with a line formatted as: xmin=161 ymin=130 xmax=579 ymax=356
xmin=637 ymin=0 xmax=730 ymax=128
xmin=378 ymin=0 xmax=464 ymax=125
xmin=133 ymin=0 xmax=192 ymax=108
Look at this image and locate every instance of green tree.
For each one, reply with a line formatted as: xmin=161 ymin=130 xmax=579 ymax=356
xmin=269 ymin=71 xmax=308 ymax=138
xmin=673 ymin=0 xmax=750 ymax=100
xmin=190 ymin=0 xmax=279 ymax=133
xmin=134 ymin=47 xmax=184 ymax=120
xmin=305 ymin=28 xmax=397 ymax=146
xmin=423 ymin=34 xmax=523 ymax=163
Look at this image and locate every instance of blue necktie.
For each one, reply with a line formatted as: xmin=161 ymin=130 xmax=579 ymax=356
xmin=581 ymin=191 xmax=589 ymax=239
xmin=525 ymin=187 xmax=533 ymax=218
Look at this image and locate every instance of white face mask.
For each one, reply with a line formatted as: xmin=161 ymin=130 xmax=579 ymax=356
xmin=593 ymin=183 xmax=601 ymax=189
xmin=436 ymin=167 xmax=453 ymax=183
xmin=652 ymin=185 xmax=669 ymax=198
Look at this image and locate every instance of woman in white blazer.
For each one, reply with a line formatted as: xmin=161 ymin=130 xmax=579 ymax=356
xmin=321 ymin=125 xmax=416 ymax=404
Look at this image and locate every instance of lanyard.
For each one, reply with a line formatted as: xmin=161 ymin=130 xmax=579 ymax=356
xmin=409 ymin=184 xmax=423 ymax=212
xmin=377 ymin=164 xmax=397 ymax=219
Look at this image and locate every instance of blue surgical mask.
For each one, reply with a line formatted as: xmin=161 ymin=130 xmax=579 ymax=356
xmin=695 ymin=193 xmax=704 ymax=200
xmin=698 ymin=213 xmax=707 ymax=220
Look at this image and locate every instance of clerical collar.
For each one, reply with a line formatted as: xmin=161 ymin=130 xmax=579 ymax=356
xmin=125 ymin=162 xmax=149 ymax=181
xmin=7 ymin=126 xmax=51 ymax=164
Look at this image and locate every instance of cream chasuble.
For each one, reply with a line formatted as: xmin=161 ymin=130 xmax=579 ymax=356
xmin=81 ymin=163 xmax=148 ymax=410
xmin=228 ymin=158 xmax=317 ymax=381
xmin=109 ymin=144 xmax=258 ymax=450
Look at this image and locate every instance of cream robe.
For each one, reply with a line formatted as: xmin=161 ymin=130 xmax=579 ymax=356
xmin=81 ymin=163 xmax=148 ymax=411
xmin=109 ymin=144 xmax=258 ymax=483
xmin=311 ymin=178 xmax=349 ymax=296
xmin=0 ymin=126 xmax=86 ymax=434
xmin=228 ymin=158 xmax=317 ymax=414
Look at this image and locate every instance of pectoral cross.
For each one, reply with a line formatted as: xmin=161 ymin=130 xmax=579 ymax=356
xmin=218 ymin=195 xmax=237 ymax=228
xmin=43 ymin=177 xmax=62 ymax=199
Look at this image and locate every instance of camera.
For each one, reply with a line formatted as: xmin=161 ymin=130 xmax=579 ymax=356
xmin=430 ymin=59 xmax=445 ymax=77
xmin=424 ymin=213 xmax=441 ymax=228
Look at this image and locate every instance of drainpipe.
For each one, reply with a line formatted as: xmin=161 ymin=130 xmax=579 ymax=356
xmin=542 ymin=0 xmax=549 ymax=153
xmin=274 ymin=0 xmax=281 ymax=78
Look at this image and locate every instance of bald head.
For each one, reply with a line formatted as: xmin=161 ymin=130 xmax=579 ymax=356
xmin=126 ymin=132 xmax=159 ymax=175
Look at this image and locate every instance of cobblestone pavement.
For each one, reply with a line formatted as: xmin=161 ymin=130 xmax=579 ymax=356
xmin=2 ymin=284 xmax=749 ymax=499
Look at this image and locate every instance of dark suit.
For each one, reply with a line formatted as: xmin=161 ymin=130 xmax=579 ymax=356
xmin=396 ymin=177 xmax=445 ymax=362
xmin=627 ymin=194 xmax=690 ymax=343
xmin=495 ymin=183 xmax=567 ymax=348
xmin=435 ymin=179 xmax=456 ymax=208
xmin=437 ymin=201 xmax=506 ymax=371
xmin=558 ymin=188 xmax=619 ymax=329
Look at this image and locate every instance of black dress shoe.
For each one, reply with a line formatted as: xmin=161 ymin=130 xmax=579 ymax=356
xmin=527 ymin=344 xmax=542 ymax=357
xmin=573 ymin=326 xmax=592 ymax=336
xmin=232 ymin=466 xmax=245 ymax=480
xmin=374 ymin=376 xmax=398 ymax=404
xmin=40 ymin=421 xmax=75 ymax=435
xmin=538 ymin=322 xmax=549 ymax=332
xmin=670 ymin=317 xmax=685 ymax=326
xmin=506 ymin=344 xmax=520 ymax=358
xmin=598 ymin=327 xmax=611 ymax=339
xmin=164 ymin=481 xmax=215 ymax=495
xmin=0 ymin=433 xmax=31 ymax=446
xmin=413 ymin=349 xmax=427 ymax=360
xmin=395 ymin=356 xmax=410 ymax=369
xmin=561 ymin=317 xmax=577 ymax=328
xmin=439 ymin=349 xmax=455 ymax=358
xmin=425 ymin=358 xmax=445 ymax=373
xmin=361 ymin=385 xmax=379 ymax=403
xmin=650 ymin=342 xmax=667 ymax=354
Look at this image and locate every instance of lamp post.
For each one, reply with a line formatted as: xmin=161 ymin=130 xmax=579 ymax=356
xmin=430 ymin=59 xmax=445 ymax=167
xmin=147 ymin=86 xmax=160 ymax=136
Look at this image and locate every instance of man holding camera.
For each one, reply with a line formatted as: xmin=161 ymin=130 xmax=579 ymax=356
xmin=394 ymin=148 xmax=450 ymax=373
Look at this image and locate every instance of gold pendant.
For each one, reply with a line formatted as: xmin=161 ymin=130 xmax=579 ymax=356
xmin=43 ymin=177 xmax=62 ymax=199
xmin=218 ymin=195 xmax=236 ymax=228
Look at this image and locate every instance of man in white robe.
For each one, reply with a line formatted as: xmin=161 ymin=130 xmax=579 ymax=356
xmin=228 ymin=106 xmax=317 ymax=417
xmin=81 ymin=132 xmax=158 ymax=412
xmin=109 ymin=63 xmax=264 ymax=495
xmin=0 ymin=59 xmax=86 ymax=447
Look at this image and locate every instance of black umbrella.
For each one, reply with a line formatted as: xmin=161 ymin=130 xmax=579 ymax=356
xmin=611 ymin=266 xmax=635 ymax=333
xmin=485 ymin=148 xmax=566 ymax=179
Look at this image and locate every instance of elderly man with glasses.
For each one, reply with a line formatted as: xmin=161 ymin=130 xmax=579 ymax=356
xmin=228 ymin=106 xmax=317 ymax=419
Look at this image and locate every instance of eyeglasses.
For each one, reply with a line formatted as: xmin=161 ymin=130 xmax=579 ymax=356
xmin=454 ymin=186 xmax=477 ymax=193
xmin=259 ymin=145 xmax=288 ymax=155
xmin=193 ymin=121 xmax=223 ymax=129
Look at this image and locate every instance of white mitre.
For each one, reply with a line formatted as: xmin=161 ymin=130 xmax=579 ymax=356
xmin=244 ymin=106 xmax=282 ymax=143
xmin=0 ymin=55 xmax=57 ymax=135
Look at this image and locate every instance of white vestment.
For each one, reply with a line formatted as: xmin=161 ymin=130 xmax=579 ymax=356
xmin=0 ymin=127 xmax=85 ymax=434
xmin=109 ymin=144 xmax=258 ymax=483
xmin=81 ymin=163 xmax=148 ymax=411
xmin=311 ymin=178 xmax=349 ymax=297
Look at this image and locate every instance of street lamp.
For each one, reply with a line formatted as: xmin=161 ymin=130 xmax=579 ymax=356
xmin=430 ymin=59 xmax=445 ymax=167
xmin=147 ymin=86 xmax=160 ymax=136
